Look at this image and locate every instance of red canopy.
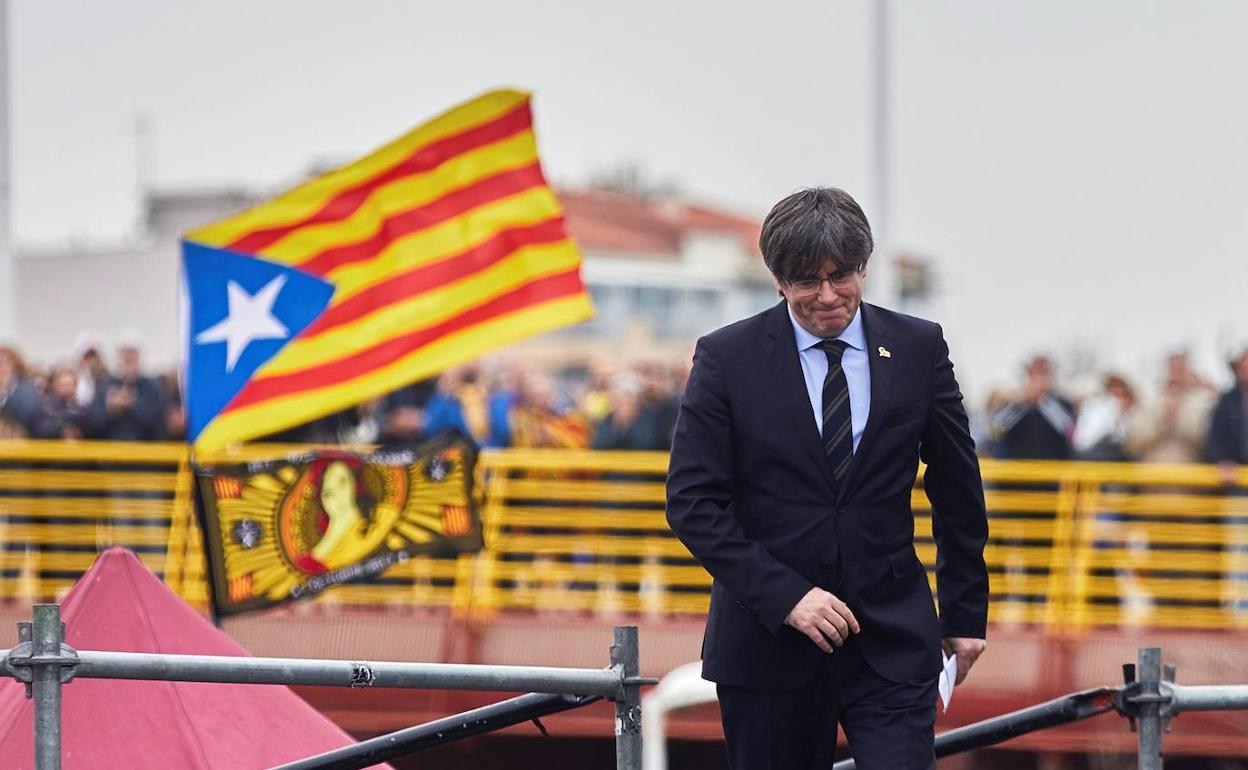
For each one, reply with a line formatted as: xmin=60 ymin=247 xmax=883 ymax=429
xmin=0 ymin=548 xmax=391 ymax=769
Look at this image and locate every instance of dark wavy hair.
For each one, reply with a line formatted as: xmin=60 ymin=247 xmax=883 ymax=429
xmin=759 ymin=187 xmax=874 ymax=284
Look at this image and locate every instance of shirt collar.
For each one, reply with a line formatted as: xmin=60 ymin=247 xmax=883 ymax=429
xmin=787 ymin=304 xmax=866 ymax=353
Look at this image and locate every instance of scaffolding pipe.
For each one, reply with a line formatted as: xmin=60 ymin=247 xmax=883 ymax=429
xmin=1136 ymin=647 xmax=1164 ymax=770
xmin=271 ymin=692 xmax=602 ymax=770
xmin=612 ymin=626 xmax=642 ymax=770
xmin=64 ymin=650 xmax=625 ymax=699
xmin=31 ymin=604 xmax=64 ymax=770
xmin=831 ymin=686 xmax=1116 ymax=770
xmin=1164 ymin=683 xmax=1248 ymax=714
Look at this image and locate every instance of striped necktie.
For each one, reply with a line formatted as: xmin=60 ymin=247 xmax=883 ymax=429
xmin=816 ymin=339 xmax=854 ymax=488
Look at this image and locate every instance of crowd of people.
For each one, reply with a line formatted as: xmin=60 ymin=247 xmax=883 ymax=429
xmin=2 ymin=332 xmax=1246 ymax=475
xmin=0 ymin=335 xmax=181 ymax=442
xmin=979 ymin=349 xmax=1248 ymax=481
xmin=0 ymin=333 xmax=689 ymax=452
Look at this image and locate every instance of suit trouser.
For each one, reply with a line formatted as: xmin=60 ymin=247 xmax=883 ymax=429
xmin=716 ymin=637 xmax=938 ymax=770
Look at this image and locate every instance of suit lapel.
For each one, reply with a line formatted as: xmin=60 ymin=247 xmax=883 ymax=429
xmin=762 ymin=302 xmax=838 ymax=496
xmin=839 ymin=303 xmax=895 ymax=500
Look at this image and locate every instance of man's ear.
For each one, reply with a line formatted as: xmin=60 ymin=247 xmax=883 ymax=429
xmin=773 ymin=277 xmax=785 ymax=298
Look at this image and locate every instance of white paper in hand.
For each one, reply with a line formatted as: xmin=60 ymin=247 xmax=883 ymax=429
xmin=938 ymin=652 xmax=958 ymax=712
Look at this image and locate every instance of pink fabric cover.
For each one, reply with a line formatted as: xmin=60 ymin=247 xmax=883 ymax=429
xmin=0 ymin=548 xmax=390 ymax=769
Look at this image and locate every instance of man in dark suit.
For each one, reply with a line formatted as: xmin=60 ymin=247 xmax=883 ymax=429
xmin=666 ymin=187 xmax=989 ymax=769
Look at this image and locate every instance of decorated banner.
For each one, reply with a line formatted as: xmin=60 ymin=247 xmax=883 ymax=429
xmin=195 ymin=431 xmax=482 ymax=616
xmin=181 ymin=88 xmax=594 ymax=451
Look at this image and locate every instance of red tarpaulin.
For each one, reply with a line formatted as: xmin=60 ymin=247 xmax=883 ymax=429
xmin=0 ymin=548 xmax=391 ymax=769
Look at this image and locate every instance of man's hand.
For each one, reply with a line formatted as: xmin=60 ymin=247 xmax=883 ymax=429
xmin=106 ymin=386 xmax=135 ymax=415
xmin=784 ymin=587 xmax=860 ymax=653
xmin=942 ymin=637 xmax=986 ymax=685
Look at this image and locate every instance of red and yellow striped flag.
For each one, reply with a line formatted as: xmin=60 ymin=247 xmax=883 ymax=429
xmin=180 ymin=89 xmax=593 ymax=450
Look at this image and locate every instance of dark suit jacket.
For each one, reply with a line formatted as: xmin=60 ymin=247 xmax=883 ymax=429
xmin=666 ymin=301 xmax=989 ymax=689
xmin=1206 ymin=384 xmax=1247 ymax=465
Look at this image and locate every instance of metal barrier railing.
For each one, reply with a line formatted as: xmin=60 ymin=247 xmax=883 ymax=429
xmin=2 ymin=441 xmax=1248 ymax=630
xmin=829 ymin=646 xmax=1248 ymax=770
xmin=7 ymin=600 xmax=1245 ymax=769
xmin=1 ymin=603 xmax=652 ymax=770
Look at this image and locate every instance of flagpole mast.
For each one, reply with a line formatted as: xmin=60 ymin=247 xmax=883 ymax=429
xmin=0 ymin=0 xmax=14 ymax=340
xmin=869 ymin=0 xmax=895 ymax=307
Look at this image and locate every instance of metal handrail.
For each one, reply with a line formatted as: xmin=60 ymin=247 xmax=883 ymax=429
xmin=1 ymin=605 xmax=651 ymax=770
xmin=830 ymin=647 xmax=1248 ymax=770
xmin=832 ymin=687 xmax=1118 ymax=769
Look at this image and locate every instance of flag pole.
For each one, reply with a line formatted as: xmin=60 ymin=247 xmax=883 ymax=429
xmin=869 ymin=0 xmax=895 ymax=308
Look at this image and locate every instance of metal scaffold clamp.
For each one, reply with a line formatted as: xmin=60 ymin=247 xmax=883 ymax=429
xmin=1115 ymin=656 xmax=1178 ymax=734
xmin=4 ymin=616 xmax=79 ymax=698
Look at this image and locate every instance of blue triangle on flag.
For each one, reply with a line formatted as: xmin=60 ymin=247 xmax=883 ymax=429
xmin=181 ymin=241 xmax=335 ymax=443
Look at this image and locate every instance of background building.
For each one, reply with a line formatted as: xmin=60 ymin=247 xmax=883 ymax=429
xmin=14 ymin=185 xmax=776 ymax=370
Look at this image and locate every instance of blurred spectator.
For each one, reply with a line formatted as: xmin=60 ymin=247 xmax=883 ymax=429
xmin=31 ymin=366 xmax=90 ymax=439
xmin=989 ymin=355 xmax=1077 ymax=459
xmin=639 ymin=363 xmax=679 ymax=449
xmin=159 ymin=372 xmax=187 ymax=441
xmin=1125 ymin=351 xmax=1216 ymax=464
xmin=71 ymin=331 xmax=110 ymax=409
xmin=338 ymin=398 xmax=382 ymax=444
xmin=485 ymin=365 xmax=522 ymax=448
xmin=1206 ymin=349 xmax=1248 ymax=485
xmin=423 ymin=365 xmax=491 ymax=445
xmin=582 ymin=361 xmax=615 ymax=426
xmin=375 ymin=379 xmax=436 ymax=448
xmin=0 ymin=345 xmax=40 ymax=438
xmin=1072 ymin=374 xmax=1139 ymax=461
xmin=88 ymin=339 xmax=167 ymax=440
xmin=508 ymin=373 xmax=589 ymax=448
xmin=592 ymin=377 xmax=660 ymax=450
xmin=972 ymin=388 xmax=1012 ymax=458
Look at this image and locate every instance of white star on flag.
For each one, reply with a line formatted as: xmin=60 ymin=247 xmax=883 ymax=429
xmin=195 ymin=276 xmax=290 ymax=371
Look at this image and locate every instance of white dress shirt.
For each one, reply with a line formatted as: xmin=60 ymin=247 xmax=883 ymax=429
xmin=788 ymin=305 xmax=871 ymax=452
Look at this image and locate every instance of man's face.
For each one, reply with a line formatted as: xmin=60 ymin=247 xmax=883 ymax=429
xmin=1026 ymin=357 xmax=1054 ymax=390
xmin=52 ymin=369 xmax=77 ymax=400
xmin=119 ymin=347 xmax=141 ymax=378
xmin=81 ymin=349 xmax=105 ymax=374
xmin=777 ymin=259 xmax=867 ymax=338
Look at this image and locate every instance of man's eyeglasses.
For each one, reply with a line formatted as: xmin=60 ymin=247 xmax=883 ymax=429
xmin=785 ymin=264 xmax=864 ymax=295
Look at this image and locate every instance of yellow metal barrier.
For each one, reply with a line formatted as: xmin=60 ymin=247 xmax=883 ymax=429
xmin=1 ymin=441 xmax=1247 ymax=632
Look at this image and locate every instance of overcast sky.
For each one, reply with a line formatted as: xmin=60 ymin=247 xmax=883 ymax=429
xmin=11 ymin=0 xmax=1248 ymax=393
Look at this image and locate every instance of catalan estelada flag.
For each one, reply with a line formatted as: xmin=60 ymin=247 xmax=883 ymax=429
xmin=180 ymin=89 xmax=593 ymax=450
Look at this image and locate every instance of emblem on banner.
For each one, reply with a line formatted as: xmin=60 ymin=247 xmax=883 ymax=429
xmin=195 ymin=431 xmax=483 ymax=615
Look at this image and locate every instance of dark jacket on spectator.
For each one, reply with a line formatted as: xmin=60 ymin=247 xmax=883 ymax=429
xmin=991 ymin=395 xmax=1077 ymax=460
xmin=88 ymin=375 xmax=168 ymax=441
xmin=31 ymin=395 xmax=90 ymax=439
xmin=1206 ymin=384 xmax=1248 ymax=464
xmin=0 ymin=378 xmax=41 ymax=438
xmin=592 ymin=409 xmax=661 ymax=451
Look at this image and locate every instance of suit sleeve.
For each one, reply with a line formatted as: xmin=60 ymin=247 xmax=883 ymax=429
xmin=666 ymin=338 xmax=813 ymax=635
xmin=919 ymin=326 xmax=990 ymax=639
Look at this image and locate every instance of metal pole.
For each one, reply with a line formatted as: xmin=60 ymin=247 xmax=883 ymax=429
xmin=868 ymin=0 xmax=896 ymax=307
xmin=271 ymin=692 xmax=601 ymax=770
xmin=1137 ymin=647 xmax=1164 ymax=770
xmin=831 ymin=687 xmax=1117 ymax=769
xmin=32 ymin=604 xmax=63 ymax=770
xmin=612 ymin=626 xmax=641 ymax=770
xmin=1164 ymin=683 xmax=1248 ymax=713
xmin=71 ymin=650 xmax=624 ymax=698
xmin=0 ymin=0 xmax=15 ymax=340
